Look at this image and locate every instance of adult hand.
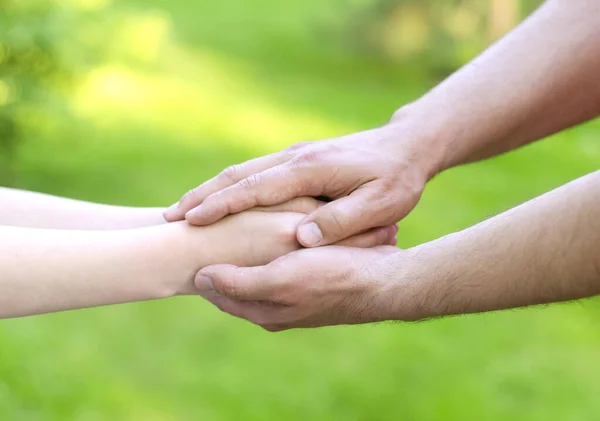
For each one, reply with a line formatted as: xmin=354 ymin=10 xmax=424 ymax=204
xmin=194 ymin=245 xmax=410 ymax=331
xmin=164 ymin=114 xmax=437 ymax=247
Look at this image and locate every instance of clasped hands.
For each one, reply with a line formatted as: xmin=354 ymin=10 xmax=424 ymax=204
xmin=165 ymin=120 xmax=431 ymax=331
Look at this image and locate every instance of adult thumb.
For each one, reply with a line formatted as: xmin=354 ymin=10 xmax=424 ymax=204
xmin=297 ymin=192 xmax=391 ymax=247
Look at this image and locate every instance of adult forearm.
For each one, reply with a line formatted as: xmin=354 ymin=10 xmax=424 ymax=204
xmin=0 ymin=187 xmax=166 ymax=229
xmin=393 ymin=170 xmax=600 ymax=321
xmin=396 ymin=0 xmax=600 ymax=177
xmin=0 ymin=223 xmax=202 ymax=318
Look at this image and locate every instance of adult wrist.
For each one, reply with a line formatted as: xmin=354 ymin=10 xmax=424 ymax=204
xmin=379 ymin=240 xmax=455 ymax=322
xmin=362 ymin=247 xmax=428 ymax=323
xmin=387 ymin=99 xmax=455 ymax=182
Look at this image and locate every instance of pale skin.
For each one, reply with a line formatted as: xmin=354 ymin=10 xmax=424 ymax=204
xmin=0 ymin=189 xmax=395 ymax=319
xmin=0 ymin=187 xmax=166 ymax=230
xmin=163 ymin=0 xmax=600 ymax=329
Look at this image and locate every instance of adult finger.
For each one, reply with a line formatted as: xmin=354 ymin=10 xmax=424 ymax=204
xmin=251 ymin=197 xmax=322 ymax=214
xmin=333 ymin=224 xmax=398 ymax=248
xmin=202 ymin=294 xmax=256 ymax=321
xmin=296 ymin=183 xmax=409 ymax=247
xmin=195 ymin=264 xmax=278 ymax=301
xmin=185 ymin=163 xmax=321 ymax=225
xmin=201 ymin=293 xmax=289 ymax=329
xmin=163 ymin=151 xmax=290 ymax=221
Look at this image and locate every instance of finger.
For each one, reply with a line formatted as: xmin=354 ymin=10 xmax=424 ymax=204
xmin=297 ymin=186 xmax=397 ymax=247
xmin=333 ymin=224 xmax=397 ymax=248
xmin=385 ymin=223 xmax=399 ymax=246
xmin=202 ymin=293 xmax=289 ymax=328
xmin=195 ymin=264 xmax=277 ymax=301
xmin=388 ymin=229 xmax=398 ymax=246
xmin=202 ymin=294 xmax=274 ymax=327
xmin=251 ymin=197 xmax=323 ymax=214
xmin=163 ymin=151 xmax=290 ymax=221
xmin=186 ymin=164 xmax=320 ymax=225
xmin=202 ymin=293 xmax=256 ymax=321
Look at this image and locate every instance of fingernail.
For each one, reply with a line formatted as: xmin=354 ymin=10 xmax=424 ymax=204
xmin=392 ymin=224 xmax=399 ymax=234
xmin=195 ymin=274 xmax=214 ymax=291
xmin=389 ymin=236 xmax=398 ymax=246
xmin=298 ymin=222 xmax=323 ymax=247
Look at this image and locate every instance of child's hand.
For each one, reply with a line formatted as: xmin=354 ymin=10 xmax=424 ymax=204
xmin=252 ymin=196 xmax=398 ymax=245
xmin=166 ymin=197 xmax=396 ymax=295
xmin=200 ymin=197 xmax=397 ymax=268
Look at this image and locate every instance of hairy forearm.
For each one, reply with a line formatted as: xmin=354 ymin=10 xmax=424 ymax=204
xmin=0 ymin=187 xmax=166 ymax=229
xmin=0 ymin=223 xmax=206 ymax=318
xmin=397 ymin=0 xmax=600 ymax=176
xmin=392 ymin=170 xmax=600 ymax=320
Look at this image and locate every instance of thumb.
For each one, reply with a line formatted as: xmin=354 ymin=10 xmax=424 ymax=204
xmin=297 ymin=190 xmax=394 ymax=247
xmin=195 ymin=264 xmax=275 ymax=301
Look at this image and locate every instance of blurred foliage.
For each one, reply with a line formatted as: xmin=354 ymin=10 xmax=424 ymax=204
xmin=1 ymin=0 xmax=69 ymax=183
xmin=0 ymin=0 xmax=546 ymax=185
xmin=0 ymin=0 xmax=155 ymax=184
xmin=343 ymin=0 xmax=543 ymax=75
xmin=1 ymin=2 xmax=73 ymax=185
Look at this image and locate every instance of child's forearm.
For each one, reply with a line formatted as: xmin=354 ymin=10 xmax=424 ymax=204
xmin=0 ymin=202 xmax=323 ymax=319
xmin=0 ymin=187 xmax=166 ymax=229
xmin=0 ymin=223 xmax=205 ymax=318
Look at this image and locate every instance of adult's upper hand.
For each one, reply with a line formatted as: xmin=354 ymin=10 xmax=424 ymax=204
xmin=194 ymin=245 xmax=411 ymax=331
xmin=163 ymin=111 xmax=437 ymax=247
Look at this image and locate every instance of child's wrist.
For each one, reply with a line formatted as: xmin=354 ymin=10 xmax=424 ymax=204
xmin=143 ymin=222 xmax=213 ymax=296
xmin=111 ymin=223 xmax=196 ymax=299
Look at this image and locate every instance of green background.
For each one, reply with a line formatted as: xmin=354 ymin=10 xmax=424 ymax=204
xmin=2 ymin=0 xmax=600 ymax=419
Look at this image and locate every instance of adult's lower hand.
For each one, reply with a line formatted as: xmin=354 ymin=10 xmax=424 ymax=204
xmin=194 ymin=245 xmax=409 ymax=331
xmin=163 ymin=112 xmax=437 ymax=247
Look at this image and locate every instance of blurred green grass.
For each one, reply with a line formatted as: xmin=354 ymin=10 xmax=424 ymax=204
xmin=2 ymin=0 xmax=600 ymax=420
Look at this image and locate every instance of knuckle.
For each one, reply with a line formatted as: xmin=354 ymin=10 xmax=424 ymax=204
xmin=291 ymin=147 xmax=325 ymax=166
xmin=369 ymin=180 xmax=404 ymax=215
xmin=238 ymin=172 xmax=263 ymax=190
xmin=376 ymin=174 xmax=424 ymax=219
xmin=276 ymin=283 xmax=302 ymax=306
xmin=213 ymin=277 xmax=243 ymax=300
xmin=406 ymin=177 xmax=425 ymax=200
xmin=379 ymin=193 xmax=399 ymax=214
xmin=284 ymin=140 xmax=314 ymax=153
xmin=220 ymin=165 xmax=243 ymax=183
xmin=270 ymin=286 xmax=293 ymax=306
xmin=326 ymin=207 xmax=351 ymax=237
xmin=376 ymin=177 xmax=396 ymax=194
